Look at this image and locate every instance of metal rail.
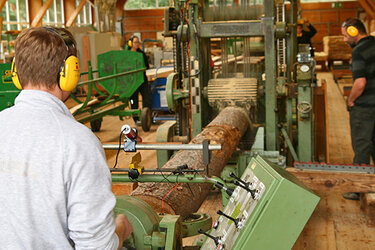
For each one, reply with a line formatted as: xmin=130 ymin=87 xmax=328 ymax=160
xmin=76 ymin=67 xmax=146 ymax=87
xmin=103 ymin=143 xmax=222 ymax=151
xmin=111 ymin=174 xmax=227 ymax=188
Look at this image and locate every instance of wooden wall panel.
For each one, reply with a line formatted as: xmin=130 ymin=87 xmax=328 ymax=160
xmin=302 ymin=10 xmax=321 ymax=23
xmin=312 ymin=23 xmax=328 ymax=41
xmin=330 ymin=23 xmax=342 ymax=35
xmin=301 ymin=1 xmax=360 ymax=10
xmin=123 ymin=9 xmax=164 ymax=44
xmin=321 ymin=10 xmax=339 ymax=23
xmin=339 ymin=9 xmax=358 ymax=22
xmin=124 ymin=9 xmax=164 ymax=17
xmin=300 ymin=1 xmax=361 ymax=52
xmin=141 ymin=32 xmax=157 ymax=40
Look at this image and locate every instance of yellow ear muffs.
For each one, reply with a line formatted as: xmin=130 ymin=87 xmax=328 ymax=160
xmin=11 ymin=59 xmax=22 ymax=90
xmin=59 ymin=56 xmax=80 ymax=92
xmin=128 ymin=39 xmax=133 ymax=48
xmin=347 ymin=26 xmax=359 ymax=37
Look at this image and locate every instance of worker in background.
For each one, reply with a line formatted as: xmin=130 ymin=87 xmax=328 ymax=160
xmin=127 ymin=35 xmax=152 ymax=122
xmin=0 ymin=27 xmax=133 ymax=248
xmin=341 ymin=18 xmax=375 ymax=200
xmin=297 ymin=19 xmax=317 ymax=57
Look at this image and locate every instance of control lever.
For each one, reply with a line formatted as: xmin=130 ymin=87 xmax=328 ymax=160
xmin=230 ymin=172 xmax=256 ymax=199
xmin=229 ymin=172 xmax=249 ymax=187
xmin=214 ymin=181 xmax=234 ymax=197
xmin=234 ymin=181 xmax=256 ymax=199
xmin=217 ymin=210 xmax=239 ymax=228
xmin=198 ymin=229 xmax=219 ymax=246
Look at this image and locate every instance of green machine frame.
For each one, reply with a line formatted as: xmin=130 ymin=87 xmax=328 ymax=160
xmin=70 ymin=50 xmax=152 ymax=132
xmin=160 ymin=0 xmax=316 ymax=165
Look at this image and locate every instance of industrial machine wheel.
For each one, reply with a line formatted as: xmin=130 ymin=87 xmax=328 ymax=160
xmin=90 ymin=118 xmax=102 ymax=132
xmin=141 ymin=107 xmax=152 ymax=132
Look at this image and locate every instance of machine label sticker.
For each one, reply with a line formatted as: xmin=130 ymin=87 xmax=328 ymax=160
xmin=251 ymin=162 xmax=256 ymax=169
xmin=243 ymin=210 xmax=249 ymax=219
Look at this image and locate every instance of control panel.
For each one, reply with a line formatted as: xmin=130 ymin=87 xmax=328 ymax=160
xmin=201 ymin=155 xmax=320 ymax=249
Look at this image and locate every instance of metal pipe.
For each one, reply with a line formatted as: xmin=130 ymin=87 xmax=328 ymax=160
xmin=76 ymin=68 xmax=146 ymax=87
xmin=279 ymin=125 xmax=299 ymax=162
xmin=103 ymin=143 xmax=222 ymax=151
xmin=110 ymin=168 xmax=205 ymax=173
xmin=112 ymin=174 xmax=227 ymax=188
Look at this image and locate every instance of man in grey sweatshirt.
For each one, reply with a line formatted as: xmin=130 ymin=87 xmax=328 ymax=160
xmin=0 ymin=27 xmax=132 ymax=249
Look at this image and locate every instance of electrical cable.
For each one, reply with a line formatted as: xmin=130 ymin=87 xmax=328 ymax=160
xmin=112 ymin=127 xmax=127 ymax=168
xmin=156 ymin=168 xmax=173 ymax=183
xmin=161 ymin=183 xmax=180 ymax=214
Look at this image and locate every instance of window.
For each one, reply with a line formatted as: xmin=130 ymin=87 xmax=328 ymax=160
xmin=76 ymin=0 xmax=93 ymax=27
xmin=1 ymin=0 xmax=29 ymax=31
xmin=125 ymin=0 xmax=171 ymax=9
xmin=43 ymin=0 xmax=64 ymax=26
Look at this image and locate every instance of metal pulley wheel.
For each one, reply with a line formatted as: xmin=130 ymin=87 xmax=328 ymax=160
xmin=166 ymin=73 xmax=179 ymax=111
xmin=297 ymin=101 xmax=312 ymax=114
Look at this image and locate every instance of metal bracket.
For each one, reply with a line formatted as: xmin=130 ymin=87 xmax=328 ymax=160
xmin=202 ymin=139 xmax=211 ymax=166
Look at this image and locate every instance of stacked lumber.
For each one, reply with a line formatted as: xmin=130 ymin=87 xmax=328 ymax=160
xmin=323 ymin=36 xmax=352 ymax=61
xmin=314 ymin=51 xmax=328 ymax=61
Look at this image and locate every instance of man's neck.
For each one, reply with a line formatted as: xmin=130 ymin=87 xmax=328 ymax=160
xmin=23 ymin=85 xmax=65 ymax=102
xmin=356 ymin=34 xmax=368 ymax=44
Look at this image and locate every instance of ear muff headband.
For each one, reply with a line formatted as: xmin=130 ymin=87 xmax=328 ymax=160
xmin=11 ymin=58 xmax=22 ymax=90
xmin=11 ymin=27 xmax=80 ymax=91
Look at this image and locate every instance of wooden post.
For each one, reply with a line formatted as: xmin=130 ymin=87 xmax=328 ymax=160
xmin=131 ymin=107 xmax=250 ymax=217
xmin=0 ymin=0 xmax=6 ymax=12
xmin=30 ymin=0 xmax=53 ymax=27
xmin=65 ymin=0 xmax=87 ymax=27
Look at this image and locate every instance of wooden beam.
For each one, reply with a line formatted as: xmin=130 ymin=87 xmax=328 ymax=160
xmin=30 ymin=0 xmax=54 ymax=27
xmin=66 ymin=0 xmax=87 ymax=27
xmin=0 ymin=0 xmax=7 ymax=12
xmin=116 ymin=0 xmax=126 ymax=20
xmin=358 ymin=0 xmax=375 ymax=20
xmin=287 ymin=168 xmax=375 ymax=193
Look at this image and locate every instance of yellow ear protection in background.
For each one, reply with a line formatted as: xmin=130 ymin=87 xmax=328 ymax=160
xmin=11 ymin=27 xmax=80 ymax=91
xmin=342 ymin=22 xmax=359 ymax=37
xmin=128 ymin=36 xmax=134 ymax=48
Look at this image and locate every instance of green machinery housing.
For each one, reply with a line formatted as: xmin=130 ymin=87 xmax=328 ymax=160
xmin=113 ymin=155 xmax=319 ymax=249
xmin=70 ymin=50 xmax=153 ymax=132
xmin=0 ymin=63 xmax=20 ymax=111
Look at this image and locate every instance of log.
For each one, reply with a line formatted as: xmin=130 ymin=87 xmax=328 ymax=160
xmin=131 ymin=107 xmax=250 ymax=217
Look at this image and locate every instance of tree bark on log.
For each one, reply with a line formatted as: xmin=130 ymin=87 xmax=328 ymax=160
xmin=131 ymin=107 xmax=250 ymax=217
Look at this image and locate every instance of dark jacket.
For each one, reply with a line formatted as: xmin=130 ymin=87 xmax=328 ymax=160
xmin=297 ymin=24 xmax=317 ymax=57
xmin=351 ymin=36 xmax=375 ymax=107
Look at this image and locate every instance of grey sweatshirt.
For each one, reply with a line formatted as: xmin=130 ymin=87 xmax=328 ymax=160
xmin=0 ymin=90 xmax=119 ymax=249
